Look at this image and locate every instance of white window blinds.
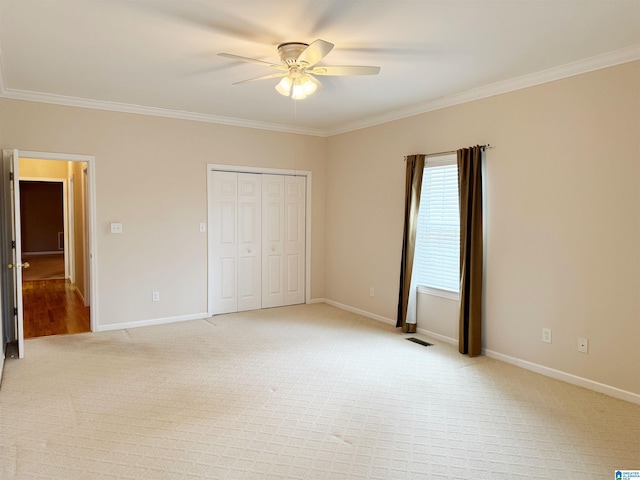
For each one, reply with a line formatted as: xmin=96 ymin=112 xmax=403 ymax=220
xmin=414 ymin=156 xmax=460 ymax=293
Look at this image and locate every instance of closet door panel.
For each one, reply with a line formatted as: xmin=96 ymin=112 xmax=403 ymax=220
xmin=210 ymin=171 xmax=238 ymax=314
xmin=262 ymin=175 xmax=285 ymax=308
xmin=284 ymin=177 xmax=306 ymax=305
xmin=237 ymin=174 xmax=262 ymax=312
xmin=220 ymin=258 xmax=236 ymax=300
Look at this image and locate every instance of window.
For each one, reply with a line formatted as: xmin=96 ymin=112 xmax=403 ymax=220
xmin=413 ymin=154 xmax=460 ymax=296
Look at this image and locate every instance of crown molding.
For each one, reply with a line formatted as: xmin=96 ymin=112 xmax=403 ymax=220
xmin=325 ymin=44 xmax=640 ymax=136
xmin=0 ymin=44 xmax=638 ymax=138
xmin=0 ymin=87 xmax=326 ymax=137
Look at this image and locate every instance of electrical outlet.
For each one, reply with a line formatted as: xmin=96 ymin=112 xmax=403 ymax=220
xmin=152 ymin=291 xmax=160 ymax=302
xmin=369 ymin=287 xmax=374 ymax=297
xmin=578 ymin=337 xmax=588 ymax=354
xmin=542 ymin=328 xmax=552 ymax=344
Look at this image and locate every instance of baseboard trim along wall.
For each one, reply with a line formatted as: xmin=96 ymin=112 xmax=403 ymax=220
xmin=96 ymin=312 xmax=209 ymax=332
xmin=318 ymin=300 xmax=640 ymax=405
xmin=319 ymin=298 xmax=396 ymax=326
xmin=484 ymin=349 xmax=640 ymax=405
xmin=416 ymin=328 xmax=457 ymax=346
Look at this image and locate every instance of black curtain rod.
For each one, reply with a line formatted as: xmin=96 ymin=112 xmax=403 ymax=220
xmin=404 ymin=144 xmax=494 ymax=161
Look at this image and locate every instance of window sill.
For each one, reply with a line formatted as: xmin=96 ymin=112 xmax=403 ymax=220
xmin=417 ymin=285 xmax=459 ymax=301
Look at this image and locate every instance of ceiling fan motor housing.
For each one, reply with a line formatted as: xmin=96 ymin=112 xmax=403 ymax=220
xmin=277 ymin=42 xmax=309 ymax=65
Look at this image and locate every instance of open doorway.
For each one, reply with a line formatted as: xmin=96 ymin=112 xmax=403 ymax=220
xmin=19 ymin=158 xmax=90 ymax=338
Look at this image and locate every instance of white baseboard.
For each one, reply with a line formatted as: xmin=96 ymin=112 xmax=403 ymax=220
xmin=319 ymin=298 xmax=396 ymax=326
xmin=416 ymin=328 xmax=457 ymax=346
xmin=317 ymin=299 xmax=640 ymax=405
xmin=74 ymin=288 xmax=85 ymax=306
xmin=96 ymin=312 xmax=209 ymax=332
xmin=315 ymin=299 xmax=456 ymax=346
xmin=484 ymin=348 xmax=640 ymax=405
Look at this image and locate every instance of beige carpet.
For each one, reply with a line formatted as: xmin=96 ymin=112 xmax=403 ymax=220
xmin=0 ymin=304 xmax=638 ymax=479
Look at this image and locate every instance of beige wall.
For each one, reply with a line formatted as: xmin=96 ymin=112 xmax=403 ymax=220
xmin=1 ymin=61 xmax=637 ymax=397
xmin=0 ymin=100 xmax=326 ymax=326
xmin=416 ymin=293 xmax=458 ymax=341
xmin=325 ymin=61 xmax=640 ymax=396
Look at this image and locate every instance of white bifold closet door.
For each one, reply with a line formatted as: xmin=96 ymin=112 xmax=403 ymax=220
xmin=262 ymin=174 xmax=306 ymax=308
xmin=209 ymin=170 xmax=305 ymax=315
xmin=210 ymin=171 xmax=262 ymax=314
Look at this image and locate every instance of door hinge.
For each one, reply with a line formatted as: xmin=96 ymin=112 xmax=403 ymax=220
xmin=13 ymin=307 xmax=17 ymax=316
xmin=11 ymin=240 xmax=16 ymax=249
xmin=9 ymin=172 xmax=13 ymax=181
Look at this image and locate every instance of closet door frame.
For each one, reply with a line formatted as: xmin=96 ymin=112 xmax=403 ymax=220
xmin=207 ymin=164 xmax=312 ymax=317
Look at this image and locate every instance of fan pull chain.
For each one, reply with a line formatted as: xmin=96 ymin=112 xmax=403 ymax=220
xmin=293 ymin=100 xmax=298 ymax=174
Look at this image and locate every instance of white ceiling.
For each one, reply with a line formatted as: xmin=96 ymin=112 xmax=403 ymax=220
xmin=0 ymin=0 xmax=638 ymax=136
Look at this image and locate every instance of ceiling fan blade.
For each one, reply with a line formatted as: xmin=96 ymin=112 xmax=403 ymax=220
xmin=233 ymin=72 xmax=288 ymax=85
xmin=131 ymin=3 xmax=279 ymax=44
xmin=309 ymin=1 xmax=357 ymax=35
xmin=307 ymin=65 xmax=381 ymax=76
xmin=297 ymin=39 xmax=334 ymax=67
xmin=341 ymin=46 xmax=431 ymax=56
xmin=218 ymin=53 xmax=287 ymax=70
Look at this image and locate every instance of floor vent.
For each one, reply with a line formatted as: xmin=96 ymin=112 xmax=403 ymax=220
xmin=406 ymin=337 xmax=433 ymax=347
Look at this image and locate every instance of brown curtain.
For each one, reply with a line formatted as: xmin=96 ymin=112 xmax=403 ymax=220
xmin=396 ymin=154 xmax=425 ymax=333
xmin=457 ymin=146 xmax=483 ymax=356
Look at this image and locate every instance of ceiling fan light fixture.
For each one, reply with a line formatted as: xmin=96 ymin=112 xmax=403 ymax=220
xmin=276 ymin=76 xmax=293 ymax=96
xmin=291 ymin=78 xmax=307 ymax=100
xmin=301 ymin=75 xmax=317 ymax=96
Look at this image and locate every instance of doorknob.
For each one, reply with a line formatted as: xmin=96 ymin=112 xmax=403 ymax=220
xmin=8 ymin=262 xmax=30 ymax=269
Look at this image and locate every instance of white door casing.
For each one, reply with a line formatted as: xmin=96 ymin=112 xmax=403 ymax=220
xmin=4 ymin=150 xmax=98 ymax=335
xmin=68 ymin=175 xmax=76 ymax=284
xmin=82 ymin=166 xmax=90 ymax=307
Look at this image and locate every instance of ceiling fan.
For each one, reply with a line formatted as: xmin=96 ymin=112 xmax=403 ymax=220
xmin=218 ymin=39 xmax=380 ymax=100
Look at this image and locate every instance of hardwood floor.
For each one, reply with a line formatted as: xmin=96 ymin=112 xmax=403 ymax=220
xmin=22 ymin=280 xmax=90 ymax=338
xmin=22 ymin=254 xmax=65 ymax=281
